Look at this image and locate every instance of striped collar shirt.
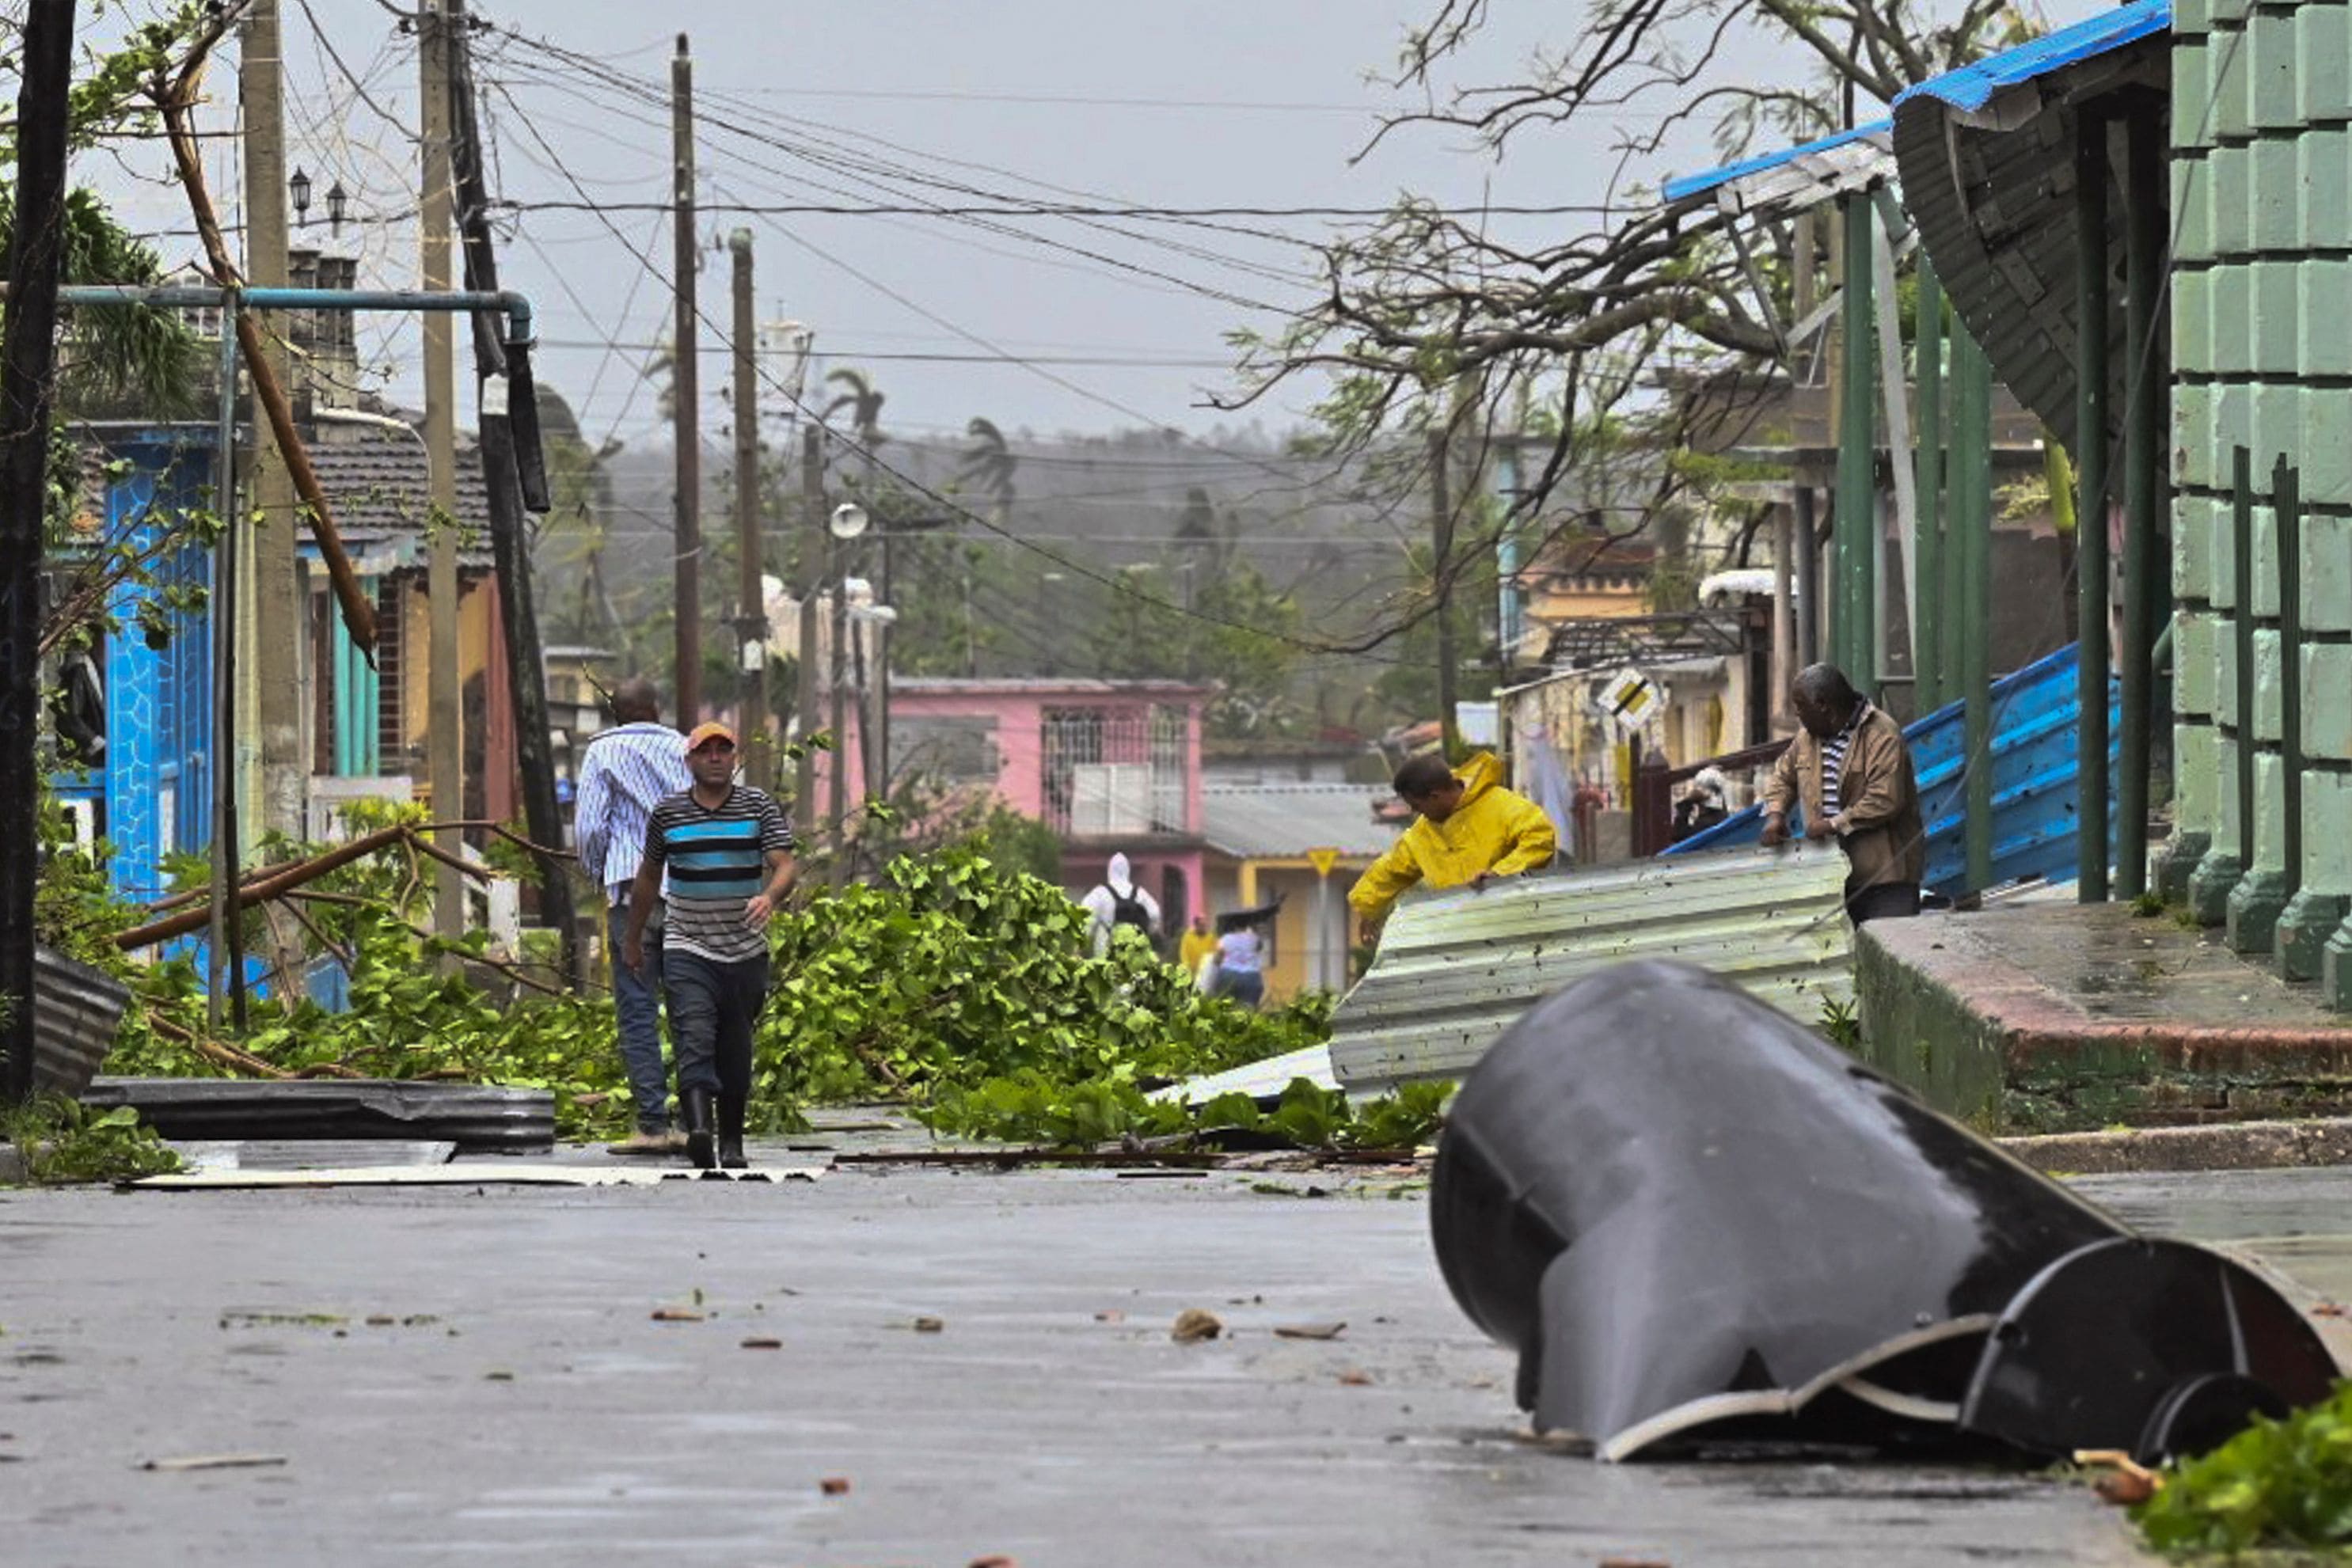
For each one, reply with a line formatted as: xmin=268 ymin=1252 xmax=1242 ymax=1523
xmin=641 ymin=785 xmax=796 ymax=964
xmin=1818 ymin=705 xmax=1866 ymax=816
xmin=572 ymin=722 xmax=691 ymax=904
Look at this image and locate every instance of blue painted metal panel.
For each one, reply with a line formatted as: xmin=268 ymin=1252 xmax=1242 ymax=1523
xmin=1662 ymin=642 xmax=2121 ymax=899
xmin=1893 ymin=0 xmax=2168 ymax=114
xmin=91 ymin=435 xmax=215 ymax=903
xmin=1662 ymin=120 xmax=1894 ymax=205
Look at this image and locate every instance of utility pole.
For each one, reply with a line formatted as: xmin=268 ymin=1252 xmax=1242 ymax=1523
xmin=1429 ymin=420 xmax=1461 ymax=761
xmin=448 ymin=1 xmax=578 ymax=981
xmin=241 ymin=0 xmax=302 ymax=845
xmin=794 ymin=424 xmax=823 ymax=828
xmin=0 ymin=0 xmax=75 ymax=1101
xmin=730 ymin=231 xmax=769 ymax=791
xmin=420 ymin=0 xmax=463 ymax=942
xmin=671 ymin=34 xmax=702 ymax=727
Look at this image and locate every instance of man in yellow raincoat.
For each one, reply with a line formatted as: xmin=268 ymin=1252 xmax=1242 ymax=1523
xmin=1349 ymin=751 xmax=1559 ymax=931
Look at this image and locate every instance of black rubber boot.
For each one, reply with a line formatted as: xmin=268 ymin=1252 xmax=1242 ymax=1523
xmin=718 ymin=1093 xmax=747 ymax=1171
xmin=683 ymin=1087 xmax=717 ymax=1170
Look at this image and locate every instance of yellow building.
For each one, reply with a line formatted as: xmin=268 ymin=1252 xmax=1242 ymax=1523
xmin=1200 ymin=784 xmax=1400 ymax=1003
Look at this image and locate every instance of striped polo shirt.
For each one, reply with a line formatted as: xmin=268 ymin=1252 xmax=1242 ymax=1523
xmin=640 ymin=784 xmax=796 ymax=963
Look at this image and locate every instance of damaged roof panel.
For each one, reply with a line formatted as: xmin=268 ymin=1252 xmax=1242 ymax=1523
xmin=1327 ymin=845 xmax=1853 ymax=1091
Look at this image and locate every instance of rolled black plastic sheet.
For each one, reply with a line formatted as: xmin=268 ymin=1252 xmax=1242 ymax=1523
xmin=1431 ymin=959 xmax=2337 ymax=1461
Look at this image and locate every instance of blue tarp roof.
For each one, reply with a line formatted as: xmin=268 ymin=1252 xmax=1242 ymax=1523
xmin=1661 ymin=120 xmax=1891 ymax=205
xmin=1894 ymin=0 xmax=2170 ymax=113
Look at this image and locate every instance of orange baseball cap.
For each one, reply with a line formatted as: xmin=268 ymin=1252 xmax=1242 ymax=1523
xmin=686 ymin=721 xmax=738 ymax=754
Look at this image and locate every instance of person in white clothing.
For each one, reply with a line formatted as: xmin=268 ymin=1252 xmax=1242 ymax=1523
xmin=1079 ymin=852 xmax=1161 ymax=955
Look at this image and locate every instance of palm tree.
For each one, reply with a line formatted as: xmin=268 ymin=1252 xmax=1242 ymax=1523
xmin=957 ymin=416 xmax=1018 ymax=526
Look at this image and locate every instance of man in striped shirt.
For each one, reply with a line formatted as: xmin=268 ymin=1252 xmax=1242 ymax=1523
xmin=1761 ymin=663 xmax=1926 ymax=924
xmin=622 ymin=723 xmax=796 ymax=1170
xmin=572 ymin=679 xmax=691 ymax=1152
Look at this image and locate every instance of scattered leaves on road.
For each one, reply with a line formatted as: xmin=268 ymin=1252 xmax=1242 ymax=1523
xmin=819 ymin=1476 xmax=852 ymax=1496
xmin=1338 ymin=1369 xmax=1374 ymax=1386
xmin=739 ymin=1336 xmax=783 ymax=1350
xmin=650 ymin=1307 xmax=706 ymax=1323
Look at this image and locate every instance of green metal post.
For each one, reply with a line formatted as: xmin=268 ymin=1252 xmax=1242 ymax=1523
xmin=2117 ymin=108 xmax=2162 ymax=902
xmin=1953 ymin=315 xmax=1996 ymax=894
xmin=2075 ymin=111 xmax=2111 ymax=902
xmin=1838 ymin=192 xmax=1878 ymax=688
xmin=1914 ymin=260 xmax=1945 ymax=713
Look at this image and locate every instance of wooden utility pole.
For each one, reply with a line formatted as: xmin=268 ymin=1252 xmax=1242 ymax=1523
xmin=420 ymin=0 xmax=463 ymax=941
xmin=240 ymin=0 xmax=303 ymax=843
xmin=0 ymin=0 xmax=75 ymax=1100
xmin=794 ymin=424 xmax=823 ymax=827
xmin=671 ymin=34 xmax=702 ymax=727
xmin=730 ymin=230 xmax=769 ymax=791
xmin=448 ymin=2 xmax=578 ymax=981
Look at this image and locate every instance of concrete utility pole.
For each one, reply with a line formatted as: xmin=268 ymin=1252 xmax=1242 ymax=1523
xmin=0 ymin=0 xmax=76 ymax=1100
xmin=671 ymin=34 xmax=702 ymax=727
xmin=794 ymin=424 xmax=823 ymax=829
xmin=420 ymin=0 xmax=463 ymax=941
xmin=730 ymin=230 xmax=769 ymax=791
xmin=241 ymin=0 xmax=303 ymax=844
xmin=1429 ymin=419 xmax=1461 ymax=762
xmin=448 ymin=0 xmax=579 ymax=982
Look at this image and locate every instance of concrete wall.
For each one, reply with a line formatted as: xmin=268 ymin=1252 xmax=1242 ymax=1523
xmin=2171 ymin=0 xmax=2352 ymax=994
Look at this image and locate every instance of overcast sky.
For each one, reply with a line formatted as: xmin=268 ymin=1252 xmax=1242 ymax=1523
xmin=78 ymin=0 xmax=2104 ymax=450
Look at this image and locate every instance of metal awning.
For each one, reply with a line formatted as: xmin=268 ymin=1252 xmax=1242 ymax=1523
xmin=1890 ymin=1 xmax=2170 ymax=455
xmin=1662 ymin=120 xmax=1895 ymax=217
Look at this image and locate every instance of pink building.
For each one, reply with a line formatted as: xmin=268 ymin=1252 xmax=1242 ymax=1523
xmin=820 ymin=678 xmax=1210 ymax=921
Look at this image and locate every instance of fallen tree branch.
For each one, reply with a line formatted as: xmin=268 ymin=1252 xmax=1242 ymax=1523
xmin=147 ymin=1013 xmax=291 ymax=1079
xmin=146 ymin=3 xmax=378 ymax=659
xmin=114 ymin=826 xmax=407 ymax=950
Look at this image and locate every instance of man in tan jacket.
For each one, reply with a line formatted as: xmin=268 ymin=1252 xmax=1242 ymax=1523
xmin=1761 ymin=663 xmax=1926 ymax=924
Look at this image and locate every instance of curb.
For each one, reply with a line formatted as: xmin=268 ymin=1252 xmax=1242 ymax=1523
xmin=2002 ymin=1118 xmax=2352 ymax=1175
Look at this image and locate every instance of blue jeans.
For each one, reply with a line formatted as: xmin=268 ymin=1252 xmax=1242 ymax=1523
xmin=607 ymin=898 xmax=669 ymax=1133
xmin=1216 ymin=970 xmax=1265 ymax=1008
xmin=662 ymin=949 xmax=770 ymax=1099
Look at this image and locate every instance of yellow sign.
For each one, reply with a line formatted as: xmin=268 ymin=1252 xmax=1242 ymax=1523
xmin=1308 ymin=847 xmax=1340 ymax=876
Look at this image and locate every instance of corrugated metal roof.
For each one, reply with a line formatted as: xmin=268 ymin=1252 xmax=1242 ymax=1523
xmin=1201 ymin=783 xmax=1399 ymax=861
xmin=1890 ymin=7 xmax=2168 ymax=457
xmin=1154 ymin=1042 xmax=1339 ymax=1106
xmin=1893 ymin=0 xmax=2169 ymax=114
xmin=1662 ymin=121 xmax=1894 ymax=211
xmin=1326 ymin=845 xmax=1854 ymax=1090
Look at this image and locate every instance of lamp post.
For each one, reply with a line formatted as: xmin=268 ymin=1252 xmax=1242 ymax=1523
xmin=288 ymin=165 xmax=311 ymax=226
xmin=325 ymin=180 xmax=348 ymax=239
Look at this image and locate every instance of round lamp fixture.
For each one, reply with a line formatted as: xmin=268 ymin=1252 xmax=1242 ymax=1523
xmin=828 ymin=503 xmax=869 ymax=540
xmin=288 ymin=166 xmax=313 ymax=224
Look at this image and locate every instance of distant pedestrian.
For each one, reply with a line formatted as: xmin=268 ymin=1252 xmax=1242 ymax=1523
xmin=572 ymin=678 xmax=691 ymax=1156
xmin=1178 ymin=913 xmax=1218 ymax=981
xmin=1672 ymin=766 xmax=1731 ymax=843
xmin=1212 ymin=920 xmax=1267 ymax=1009
xmin=1761 ymin=663 xmax=1925 ymax=926
xmin=1080 ymin=852 xmax=1161 ymax=955
xmin=621 ymin=723 xmax=797 ymax=1171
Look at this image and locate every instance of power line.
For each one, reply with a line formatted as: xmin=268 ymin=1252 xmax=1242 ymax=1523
xmin=500 ymin=199 xmax=1624 ymax=219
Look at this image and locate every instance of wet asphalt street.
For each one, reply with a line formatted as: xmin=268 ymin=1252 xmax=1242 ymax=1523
xmin=9 ymin=1158 xmax=2347 ymax=1567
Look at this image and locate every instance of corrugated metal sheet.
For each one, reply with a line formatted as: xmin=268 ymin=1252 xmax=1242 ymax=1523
xmin=1326 ymin=845 xmax=1853 ymax=1090
xmin=1201 ymin=784 xmax=1399 ymax=861
xmin=32 ymin=946 xmax=131 ymax=1099
xmin=1664 ymin=641 xmax=2119 ymax=898
xmin=1892 ymin=0 xmax=2169 ymax=115
xmin=82 ymin=1079 xmax=557 ymax=1153
xmin=1890 ymin=6 xmax=2167 ymax=457
xmin=1156 ymin=1042 xmax=1339 ymax=1107
xmin=1662 ymin=121 xmax=1894 ymax=210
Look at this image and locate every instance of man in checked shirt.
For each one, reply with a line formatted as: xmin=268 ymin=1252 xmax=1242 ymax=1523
xmin=572 ymin=678 xmax=691 ymax=1153
xmin=1761 ymin=663 xmax=1926 ymax=926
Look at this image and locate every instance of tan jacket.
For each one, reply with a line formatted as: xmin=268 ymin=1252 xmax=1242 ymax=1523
xmin=1765 ymin=703 xmax=1925 ymax=891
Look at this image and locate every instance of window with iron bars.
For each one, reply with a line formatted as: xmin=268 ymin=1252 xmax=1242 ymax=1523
xmin=1041 ymin=704 xmax=1190 ymax=837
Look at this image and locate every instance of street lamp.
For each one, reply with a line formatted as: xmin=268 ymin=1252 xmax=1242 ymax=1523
xmin=828 ymin=503 xmax=869 ymax=541
xmin=325 ymin=180 xmax=349 ymax=239
xmin=288 ymin=166 xmax=312 ymax=226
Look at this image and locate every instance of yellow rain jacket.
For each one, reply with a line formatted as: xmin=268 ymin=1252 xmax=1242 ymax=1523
xmin=1348 ymin=752 xmax=1560 ymax=921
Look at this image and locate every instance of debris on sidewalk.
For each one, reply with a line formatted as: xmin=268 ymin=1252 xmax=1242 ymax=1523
xmin=1274 ymin=1322 xmax=1347 ymax=1341
xmin=1433 ymin=959 xmax=2338 ymax=1464
xmin=1171 ymin=1308 xmax=1223 ymax=1343
xmin=141 ymin=1453 xmax=288 ymax=1473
